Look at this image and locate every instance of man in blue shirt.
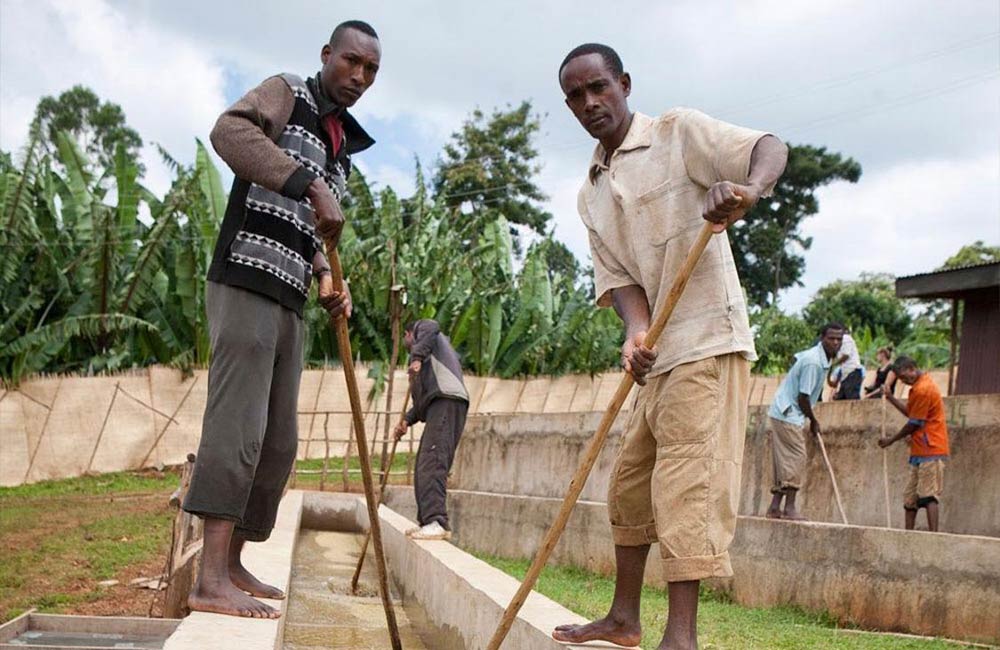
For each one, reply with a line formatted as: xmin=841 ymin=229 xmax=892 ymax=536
xmin=765 ymin=324 xmax=844 ymax=520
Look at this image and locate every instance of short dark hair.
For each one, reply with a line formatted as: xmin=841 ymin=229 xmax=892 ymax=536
xmin=329 ymin=20 xmax=378 ymax=47
xmin=404 ymin=322 xmax=417 ymax=334
xmin=893 ymin=355 xmax=918 ymax=373
xmin=559 ymin=43 xmax=624 ymax=79
xmin=820 ymin=322 xmax=845 ymax=337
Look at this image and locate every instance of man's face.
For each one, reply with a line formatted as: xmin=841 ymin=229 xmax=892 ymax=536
xmin=821 ymin=329 xmax=844 ymax=359
xmin=403 ymin=330 xmax=414 ymax=350
xmin=896 ymin=366 xmax=920 ymax=385
xmin=320 ymin=28 xmax=381 ymax=107
xmin=559 ymin=53 xmax=630 ymax=142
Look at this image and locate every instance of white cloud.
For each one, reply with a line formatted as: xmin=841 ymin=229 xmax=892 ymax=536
xmin=0 ymin=0 xmax=228 ymax=194
xmin=781 ymin=152 xmax=1000 ymax=311
xmin=2 ymin=0 xmax=997 ymax=309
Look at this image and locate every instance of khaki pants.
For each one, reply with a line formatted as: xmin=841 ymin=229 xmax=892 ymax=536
xmin=904 ymin=460 xmax=946 ymax=509
xmin=768 ymin=416 xmax=807 ymax=495
xmin=607 ymin=353 xmax=750 ymax=582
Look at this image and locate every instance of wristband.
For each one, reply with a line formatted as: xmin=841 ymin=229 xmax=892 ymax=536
xmin=313 ymin=268 xmax=332 ymax=279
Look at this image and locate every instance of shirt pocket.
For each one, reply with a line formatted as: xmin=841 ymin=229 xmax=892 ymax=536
xmin=632 ymin=178 xmax=687 ymax=246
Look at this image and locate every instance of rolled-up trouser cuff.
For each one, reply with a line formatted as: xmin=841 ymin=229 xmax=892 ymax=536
xmin=611 ymin=522 xmax=658 ymax=546
xmin=235 ymin=525 xmax=272 ymax=543
xmin=661 ymin=550 xmax=733 ymax=582
xmin=181 ymin=505 xmax=242 ymax=524
xmin=770 ymin=482 xmax=800 ymax=495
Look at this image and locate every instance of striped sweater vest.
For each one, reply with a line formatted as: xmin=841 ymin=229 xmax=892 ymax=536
xmin=208 ymin=73 xmax=348 ymax=316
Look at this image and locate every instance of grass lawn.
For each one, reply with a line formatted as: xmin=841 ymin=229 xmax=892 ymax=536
xmin=479 ymin=555 xmax=977 ymax=650
xmin=0 ymin=454 xmax=413 ymax=623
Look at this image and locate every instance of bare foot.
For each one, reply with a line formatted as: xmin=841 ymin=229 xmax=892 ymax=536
xmin=552 ymin=617 xmax=641 ymax=647
xmin=230 ymin=561 xmax=285 ymax=600
xmin=783 ymin=509 xmax=808 ymax=521
xmin=188 ymin=580 xmax=281 ymax=619
xmin=766 ymin=508 xmax=783 ymax=519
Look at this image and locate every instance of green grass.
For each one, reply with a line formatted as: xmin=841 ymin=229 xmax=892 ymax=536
xmin=0 ymin=469 xmax=178 ymax=622
xmin=478 ymin=555 xmax=975 ymax=650
xmin=291 ymin=452 xmax=413 ymax=491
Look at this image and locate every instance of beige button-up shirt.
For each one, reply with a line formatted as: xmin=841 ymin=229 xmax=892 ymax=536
xmin=579 ymin=109 xmax=774 ymax=377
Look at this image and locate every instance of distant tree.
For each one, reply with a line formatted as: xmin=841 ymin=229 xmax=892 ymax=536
xmin=937 ymin=240 xmax=1000 ymax=270
xmin=751 ymin=307 xmax=815 ymax=375
xmin=802 ymin=272 xmax=911 ymax=344
xmin=34 ymin=85 xmax=144 ymax=173
xmin=433 ymin=101 xmax=551 ymax=248
xmin=728 ymin=144 xmax=861 ymax=308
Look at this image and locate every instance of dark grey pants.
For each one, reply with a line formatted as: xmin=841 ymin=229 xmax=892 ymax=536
xmin=183 ymin=282 xmax=303 ymax=542
xmin=414 ymin=398 xmax=468 ymax=529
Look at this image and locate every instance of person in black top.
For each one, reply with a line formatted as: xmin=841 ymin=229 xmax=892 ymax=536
xmin=865 ymin=346 xmax=897 ymax=398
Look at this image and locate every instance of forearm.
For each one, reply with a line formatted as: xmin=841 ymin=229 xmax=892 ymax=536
xmin=889 ymin=422 xmax=919 ymax=445
xmin=311 ymin=250 xmax=330 ymax=276
xmin=210 ymin=77 xmax=314 ymax=199
xmin=746 ymin=135 xmax=787 ymax=196
xmin=611 ymin=285 xmax=651 ymax=338
xmin=798 ymin=394 xmax=818 ymax=424
xmin=887 ymin=394 xmax=908 ymax=416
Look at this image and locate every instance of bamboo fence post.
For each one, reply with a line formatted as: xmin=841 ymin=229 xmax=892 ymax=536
xmin=486 ymin=221 xmax=717 ymax=650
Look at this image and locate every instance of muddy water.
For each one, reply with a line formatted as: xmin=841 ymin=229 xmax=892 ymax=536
xmin=283 ymin=530 xmax=444 ymax=650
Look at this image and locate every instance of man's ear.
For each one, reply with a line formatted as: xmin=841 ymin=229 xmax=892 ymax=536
xmin=621 ymin=72 xmax=631 ymax=97
xmin=321 ymin=43 xmax=332 ymax=65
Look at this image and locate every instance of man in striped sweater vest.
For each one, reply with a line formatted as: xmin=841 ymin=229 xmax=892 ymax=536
xmin=182 ymin=21 xmax=380 ymax=619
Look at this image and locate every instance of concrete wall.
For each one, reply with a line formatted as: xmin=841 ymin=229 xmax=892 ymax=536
xmin=450 ymin=394 xmax=1000 ymax=537
xmin=383 ymin=487 xmax=1000 ymax=645
xmin=0 ymin=365 xmax=949 ymax=486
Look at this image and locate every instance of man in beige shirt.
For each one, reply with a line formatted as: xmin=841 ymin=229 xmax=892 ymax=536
xmin=552 ymin=43 xmax=787 ymax=650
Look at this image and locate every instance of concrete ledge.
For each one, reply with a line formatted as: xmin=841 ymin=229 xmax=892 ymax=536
xmin=163 ymin=490 xmax=303 ymax=650
xmin=302 ymin=490 xmax=636 ymax=650
xmin=382 ymin=487 xmax=1000 ymax=645
xmin=451 ymin=395 xmax=1000 ymax=536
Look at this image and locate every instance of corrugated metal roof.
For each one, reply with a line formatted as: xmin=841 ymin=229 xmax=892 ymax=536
xmin=896 ymin=260 xmax=1000 ymax=282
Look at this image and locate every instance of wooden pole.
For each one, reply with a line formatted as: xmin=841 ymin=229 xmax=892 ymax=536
xmin=325 ymin=246 xmax=402 ymax=649
xmin=881 ymin=394 xmax=891 ymax=527
xmin=380 ymin=284 xmax=404 ymax=472
xmin=947 ymin=298 xmax=958 ymax=396
xmin=486 ymin=222 xmax=717 ymax=650
xmin=352 ymin=388 xmax=411 ymax=594
xmin=815 ymin=431 xmax=848 ymax=524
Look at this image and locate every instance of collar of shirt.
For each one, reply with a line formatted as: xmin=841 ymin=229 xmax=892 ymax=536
xmin=588 ymin=112 xmax=655 ymax=184
xmin=801 ymin=342 xmax=833 ymax=370
xmin=307 ymin=73 xmax=376 ymax=155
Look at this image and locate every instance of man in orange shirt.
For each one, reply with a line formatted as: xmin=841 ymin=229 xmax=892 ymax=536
xmin=879 ymin=356 xmax=950 ymax=532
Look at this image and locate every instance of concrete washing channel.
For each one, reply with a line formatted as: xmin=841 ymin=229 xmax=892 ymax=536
xmin=161 ymin=490 xmax=632 ymax=650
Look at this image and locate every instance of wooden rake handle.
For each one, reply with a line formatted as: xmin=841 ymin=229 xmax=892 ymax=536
xmin=326 ymin=246 xmax=403 ymax=650
xmin=351 ymin=388 xmax=411 ymax=594
xmin=485 ymin=221 xmax=718 ymax=650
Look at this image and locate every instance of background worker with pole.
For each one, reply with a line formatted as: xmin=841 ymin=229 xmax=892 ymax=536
xmin=549 ymin=42 xmax=788 ymax=650
xmin=394 ymin=319 xmax=470 ymax=541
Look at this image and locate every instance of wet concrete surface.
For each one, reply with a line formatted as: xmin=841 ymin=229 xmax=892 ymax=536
xmin=283 ymin=530 xmax=430 ymax=650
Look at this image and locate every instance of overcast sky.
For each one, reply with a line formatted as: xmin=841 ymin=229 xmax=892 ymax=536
xmin=2 ymin=0 xmax=998 ymax=311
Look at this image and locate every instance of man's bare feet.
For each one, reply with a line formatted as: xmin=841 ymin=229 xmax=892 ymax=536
xmin=782 ymin=509 xmax=807 ymax=521
xmin=188 ymin=580 xmax=281 ymax=619
xmin=765 ymin=508 xmax=783 ymax=519
xmin=230 ymin=561 xmax=285 ymax=599
xmin=552 ymin=616 xmax=641 ymax=647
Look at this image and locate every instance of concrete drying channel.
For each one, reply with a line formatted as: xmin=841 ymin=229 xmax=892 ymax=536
xmin=159 ymin=489 xmax=634 ymax=650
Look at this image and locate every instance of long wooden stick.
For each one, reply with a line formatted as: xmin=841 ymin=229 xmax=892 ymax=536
xmin=486 ymin=221 xmax=717 ymax=650
xmin=881 ymin=393 xmax=891 ymax=527
xmin=352 ymin=387 xmax=411 ymax=594
xmin=326 ymin=247 xmax=402 ymax=650
xmin=815 ymin=431 xmax=848 ymax=524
